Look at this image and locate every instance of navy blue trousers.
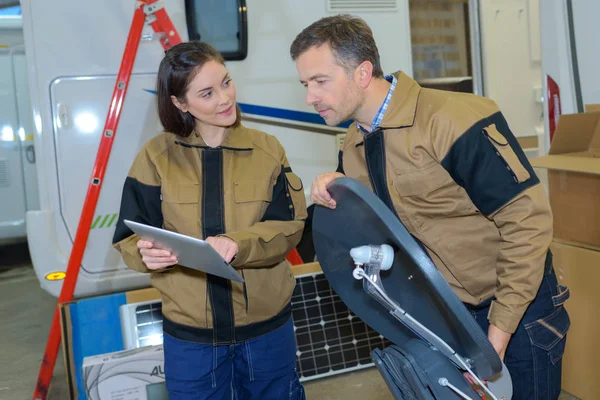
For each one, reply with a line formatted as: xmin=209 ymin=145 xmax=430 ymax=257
xmin=468 ymin=255 xmax=570 ymax=400
xmin=163 ymin=318 xmax=305 ymax=400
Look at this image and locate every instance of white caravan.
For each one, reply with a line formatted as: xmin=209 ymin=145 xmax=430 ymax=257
xmin=20 ymin=0 xmax=418 ymax=298
xmin=19 ymin=0 xmax=547 ymax=298
xmin=0 ymin=13 xmax=39 ymax=242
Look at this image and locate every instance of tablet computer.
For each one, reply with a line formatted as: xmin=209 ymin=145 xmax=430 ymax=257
xmin=123 ymin=219 xmax=244 ymax=283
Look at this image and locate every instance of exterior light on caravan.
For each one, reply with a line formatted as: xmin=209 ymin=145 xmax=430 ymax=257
xmin=18 ymin=127 xmax=25 ymax=141
xmin=1 ymin=125 xmax=13 ymax=141
xmin=45 ymin=271 xmax=66 ymax=281
xmin=74 ymin=112 xmax=99 ymax=134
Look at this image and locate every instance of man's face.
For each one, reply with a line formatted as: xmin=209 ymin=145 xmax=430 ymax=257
xmin=295 ymin=44 xmax=362 ymax=126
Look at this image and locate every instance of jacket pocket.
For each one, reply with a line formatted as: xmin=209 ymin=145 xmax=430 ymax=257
xmin=234 ymin=180 xmax=273 ymax=203
xmin=393 ymin=163 xmax=477 ymax=230
xmin=483 ymin=124 xmax=530 ymax=183
xmin=244 ymin=262 xmax=295 ymax=323
xmin=282 ymin=170 xmax=306 ymax=220
xmin=161 ymin=182 xmax=200 ymax=237
xmin=393 ymin=163 xmax=453 ymax=197
xmin=233 ymin=180 xmax=274 ymax=229
xmin=284 ymin=170 xmax=303 ymax=192
xmin=525 ymin=306 xmax=570 ymax=364
xmin=151 ymin=266 xmax=209 ymax=328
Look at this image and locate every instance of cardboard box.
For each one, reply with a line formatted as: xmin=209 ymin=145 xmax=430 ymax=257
xmin=291 ymin=261 xmax=322 ymax=276
xmin=586 ymin=104 xmax=600 ymax=113
xmin=60 ymin=288 xmax=161 ymax=399
xmin=59 ymin=265 xmax=322 ymax=399
xmin=82 ymin=345 xmax=166 ymax=400
xmin=550 ymin=241 xmax=600 ymax=399
xmin=531 ymin=106 xmax=600 ymax=249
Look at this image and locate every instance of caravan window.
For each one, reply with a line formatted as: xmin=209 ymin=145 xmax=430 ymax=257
xmin=185 ymin=0 xmax=248 ymax=61
xmin=0 ymin=5 xmax=21 ymax=16
xmin=409 ymin=0 xmax=474 ymax=93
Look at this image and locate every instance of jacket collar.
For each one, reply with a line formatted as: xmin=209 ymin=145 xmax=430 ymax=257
xmin=348 ymin=71 xmax=421 ymax=147
xmin=175 ymin=123 xmax=254 ymax=150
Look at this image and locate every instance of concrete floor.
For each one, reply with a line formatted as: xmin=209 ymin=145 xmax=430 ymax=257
xmin=0 ymin=243 xmax=580 ymax=400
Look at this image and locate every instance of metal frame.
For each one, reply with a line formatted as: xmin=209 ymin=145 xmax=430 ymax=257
xmin=565 ymin=0 xmax=583 ymax=113
xmin=468 ymin=0 xmax=484 ymax=96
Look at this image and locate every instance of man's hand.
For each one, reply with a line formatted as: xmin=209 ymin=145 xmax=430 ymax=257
xmin=138 ymin=240 xmax=178 ymax=270
xmin=310 ymin=172 xmax=344 ymax=209
xmin=465 ymin=324 xmax=512 ymax=386
xmin=206 ymin=236 xmax=239 ymax=263
xmin=487 ymin=323 xmax=511 ymax=361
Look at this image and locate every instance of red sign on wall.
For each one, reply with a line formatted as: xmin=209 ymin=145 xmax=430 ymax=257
xmin=547 ymin=75 xmax=562 ymax=143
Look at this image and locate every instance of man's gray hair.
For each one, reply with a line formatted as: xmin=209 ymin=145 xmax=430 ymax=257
xmin=290 ymin=14 xmax=384 ymax=78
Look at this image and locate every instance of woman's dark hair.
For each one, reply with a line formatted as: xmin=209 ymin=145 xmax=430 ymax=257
xmin=157 ymin=41 xmax=241 ymax=137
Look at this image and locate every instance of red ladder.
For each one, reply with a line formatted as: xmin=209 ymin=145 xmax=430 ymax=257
xmin=32 ymin=2 xmax=182 ymax=398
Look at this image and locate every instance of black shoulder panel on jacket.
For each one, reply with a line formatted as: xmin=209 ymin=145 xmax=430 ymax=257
xmin=112 ymin=176 xmax=163 ymax=244
xmin=261 ymin=166 xmax=296 ymax=222
xmin=440 ymin=111 xmax=540 ymax=216
xmin=336 ymin=150 xmax=344 ymax=174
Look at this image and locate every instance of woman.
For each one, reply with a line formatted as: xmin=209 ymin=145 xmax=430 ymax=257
xmin=112 ymin=41 xmax=307 ymax=399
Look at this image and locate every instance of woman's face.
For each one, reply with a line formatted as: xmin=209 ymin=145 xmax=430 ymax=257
xmin=171 ymin=60 xmax=237 ymax=128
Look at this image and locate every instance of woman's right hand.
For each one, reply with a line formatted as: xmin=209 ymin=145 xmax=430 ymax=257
xmin=137 ymin=239 xmax=178 ymax=270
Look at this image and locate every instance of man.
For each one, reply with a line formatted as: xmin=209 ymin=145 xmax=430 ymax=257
xmin=290 ymin=14 xmax=569 ymax=400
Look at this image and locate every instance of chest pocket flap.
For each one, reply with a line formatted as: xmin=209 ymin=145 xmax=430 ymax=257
xmin=234 ymin=180 xmax=273 ymax=203
xmin=160 ymin=182 xmax=200 ymax=236
xmin=161 ymin=182 xmax=200 ymax=204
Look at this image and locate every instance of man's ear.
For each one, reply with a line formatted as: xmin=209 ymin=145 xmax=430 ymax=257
xmin=356 ymin=61 xmax=374 ymax=89
xmin=171 ymin=95 xmax=188 ymax=113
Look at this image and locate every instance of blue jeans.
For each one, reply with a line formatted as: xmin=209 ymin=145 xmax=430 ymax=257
xmin=163 ymin=318 xmax=305 ymax=400
xmin=468 ymin=255 xmax=570 ymax=400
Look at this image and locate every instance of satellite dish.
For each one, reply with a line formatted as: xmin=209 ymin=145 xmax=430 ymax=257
xmin=312 ymin=177 xmax=512 ymax=400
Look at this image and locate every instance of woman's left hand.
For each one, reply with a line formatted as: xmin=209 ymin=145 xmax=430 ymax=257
xmin=205 ymin=236 xmax=239 ymax=263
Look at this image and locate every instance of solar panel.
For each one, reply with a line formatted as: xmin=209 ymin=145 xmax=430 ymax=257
xmin=134 ymin=302 xmax=164 ymax=348
xmin=293 ymin=273 xmax=392 ymax=381
xmin=120 ymin=273 xmax=391 ymax=381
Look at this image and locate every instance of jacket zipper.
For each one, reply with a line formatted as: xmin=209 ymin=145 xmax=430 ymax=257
xmin=241 ymin=270 xmax=248 ymax=313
